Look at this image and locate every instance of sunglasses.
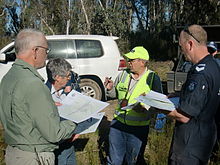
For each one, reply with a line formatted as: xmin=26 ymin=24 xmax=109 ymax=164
xmin=183 ymin=26 xmax=200 ymax=43
xmin=127 ymin=59 xmax=141 ymax=63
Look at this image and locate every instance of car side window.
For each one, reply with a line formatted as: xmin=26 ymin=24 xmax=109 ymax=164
xmin=76 ymin=40 xmax=103 ymax=58
xmin=48 ymin=40 xmax=76 ymax=59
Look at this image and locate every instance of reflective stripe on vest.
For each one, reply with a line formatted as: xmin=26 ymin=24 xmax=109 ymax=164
xmin=114 ymin=69 xmax=153 ymax=126
xmin=115 ymin=109 xmax=151 ymax=121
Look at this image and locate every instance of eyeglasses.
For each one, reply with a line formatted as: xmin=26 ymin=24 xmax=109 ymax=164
xmin=127 ymin=59 xmax=138 ymax=63
xmin=62 ymin=72 xmax=71 ymax=79
xmin=36 ymin=46 xmax=51 ymax=54
xmin=183 ymin=26 xmax=200 ymax=43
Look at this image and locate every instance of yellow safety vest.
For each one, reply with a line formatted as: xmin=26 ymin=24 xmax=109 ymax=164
xmin=114 ymin=69 xmax=153 ymax=126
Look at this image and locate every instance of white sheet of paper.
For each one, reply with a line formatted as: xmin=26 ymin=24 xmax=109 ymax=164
xmin=58 ymin=90 xmax=109 ymax=123
xmin=144 ymin=90 xmax=173 ymax=103
xmin=121 ymin=102 xmax=150 ymax=110
xmin=73 ymin=112 xmax=105 ymax=134
xmin=135 ymin=91 xmax=176 ymax=111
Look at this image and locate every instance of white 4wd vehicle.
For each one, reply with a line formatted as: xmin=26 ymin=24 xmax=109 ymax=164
xmin=0 ymin=35 xmax=125 ymax=100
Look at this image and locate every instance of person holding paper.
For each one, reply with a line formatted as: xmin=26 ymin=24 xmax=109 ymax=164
xmin=0 ymin=29 xmax=77 ymax=165
xmin=46 ymin=58 xmax=79 ymax=165
xmin=166 ymin=25 xmax=220 ymax=165
xmin=104 ymin=46 xmax=162 ymax=165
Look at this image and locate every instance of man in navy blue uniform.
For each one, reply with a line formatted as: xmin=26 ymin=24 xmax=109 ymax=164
xmin=166 ymin=25 xmax=220 ymax=165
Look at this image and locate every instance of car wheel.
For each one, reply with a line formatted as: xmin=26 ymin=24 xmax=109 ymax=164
xmin=80 ymin=78 xmax=102 ymax=100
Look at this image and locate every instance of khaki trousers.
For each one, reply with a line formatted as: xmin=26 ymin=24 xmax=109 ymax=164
xmin=5 ymin=145 xmax=55 ymax=165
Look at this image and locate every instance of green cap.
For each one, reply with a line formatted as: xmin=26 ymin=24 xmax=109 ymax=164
xmin=124 ymin=46 xmax=149 ymax=60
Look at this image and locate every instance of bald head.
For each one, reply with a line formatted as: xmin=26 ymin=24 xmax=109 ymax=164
xmin=179 ymin=25 xmax=209 ymax=64
xmin=181 ymin=25 xmax=207 ymax=46
xmin=15 ymin=29 xmax=45 ymax=55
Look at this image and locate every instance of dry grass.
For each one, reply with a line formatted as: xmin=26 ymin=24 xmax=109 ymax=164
xmin=148 ymin=60 xmax=174 ymax=81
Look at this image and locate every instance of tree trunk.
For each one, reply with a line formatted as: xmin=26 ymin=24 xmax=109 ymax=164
xmin=80 ymin=0 xmax=90 ymax=34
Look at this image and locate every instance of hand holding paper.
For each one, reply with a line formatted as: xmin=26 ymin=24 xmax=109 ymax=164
xmin=73 ymin=112 xmax=105 ymax=134
xmin=135 ymin=90 xmax=179 ymax=111
xmin=58 ymin=90 xmax=109 ymax=123
xmin=57 ymin=90 xmax=108 ymax=134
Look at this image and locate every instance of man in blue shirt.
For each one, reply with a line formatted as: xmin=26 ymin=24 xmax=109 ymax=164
xmin=166 ymin=25 xmax=220 ymax=165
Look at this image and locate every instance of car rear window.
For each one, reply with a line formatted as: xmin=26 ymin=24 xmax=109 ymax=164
xmin=48 ymin=39 xmax=103 ymax=59
xmin=75 ymin=40 xmax=103 ymax=58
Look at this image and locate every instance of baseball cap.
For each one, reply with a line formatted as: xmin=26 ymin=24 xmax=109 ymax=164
xmin=124 ymin=46 xmax=149 ymax=60
xmin=207 ymin=41 xmax=217 ymax=51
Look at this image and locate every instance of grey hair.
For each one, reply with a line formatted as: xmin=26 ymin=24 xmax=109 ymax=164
xmin=15 ymin=29 xmax=44 ymax=55
xmin=46 ymin=58 xmax=72 ymax=83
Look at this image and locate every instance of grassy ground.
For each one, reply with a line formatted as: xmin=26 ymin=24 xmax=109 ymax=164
xmin=1 ymin=120 xmax=220 ymax=165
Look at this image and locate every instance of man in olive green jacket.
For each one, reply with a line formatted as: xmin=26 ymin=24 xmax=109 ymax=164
xmin=0 ymin=29 xmax=76 ymax=165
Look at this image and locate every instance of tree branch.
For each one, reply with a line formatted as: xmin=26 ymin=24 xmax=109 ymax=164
xmin=37 ymin=12 xmax=55 ymax=35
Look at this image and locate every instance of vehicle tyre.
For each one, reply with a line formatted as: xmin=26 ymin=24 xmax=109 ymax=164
xmin=80 ymin=78 xmax=102 ymax=100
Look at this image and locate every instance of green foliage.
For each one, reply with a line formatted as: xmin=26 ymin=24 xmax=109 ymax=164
xmin=1 ymin=0 xmax=219 ymax=60
xmin=128 ymin=28 xmax=177 ymax=61
xmin=0 ymin=37 xmax=12 ymax=50
xmin=178 ymin=0 xmax=220 ymax=25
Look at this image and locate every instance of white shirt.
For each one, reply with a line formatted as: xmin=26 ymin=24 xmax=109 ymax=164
xmin=51 ymin=85 xmax=66 ymax=103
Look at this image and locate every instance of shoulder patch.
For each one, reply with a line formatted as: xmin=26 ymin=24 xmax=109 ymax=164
xmin=195 ymin=64 xmax=206 ymax=72
xmin=187 ymin=81 xmax=197 ymax=92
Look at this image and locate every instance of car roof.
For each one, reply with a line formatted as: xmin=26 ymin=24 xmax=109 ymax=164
xmin=46 ymin=35 xmax=119 ymax=40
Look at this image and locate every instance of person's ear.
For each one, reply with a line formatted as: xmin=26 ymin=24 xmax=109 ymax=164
xmin=32 ymin=47 xmax=38 ymax=59
xmin=187 ymin=40 xmax=193 ymax=51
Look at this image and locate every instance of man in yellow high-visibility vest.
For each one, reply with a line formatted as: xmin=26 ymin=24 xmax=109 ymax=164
xmin=104 ymin=46 xmax=162 ymax=165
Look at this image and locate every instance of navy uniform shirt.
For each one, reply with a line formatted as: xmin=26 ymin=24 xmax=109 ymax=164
xmin=170 ymin=55 xmax=220 ymax=162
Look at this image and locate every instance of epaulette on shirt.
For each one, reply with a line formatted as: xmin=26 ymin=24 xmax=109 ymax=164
xmin=195 ymin=63 xmax=206 ymax=72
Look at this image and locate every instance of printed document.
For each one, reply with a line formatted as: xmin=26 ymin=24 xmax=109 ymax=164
xmin=135 ymin=90 xmax=179 ymax=111
xmin=57 ymin=90 xmax=109 ymax=123
xmin=73 ymin=112 xmax=105 ymax=134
